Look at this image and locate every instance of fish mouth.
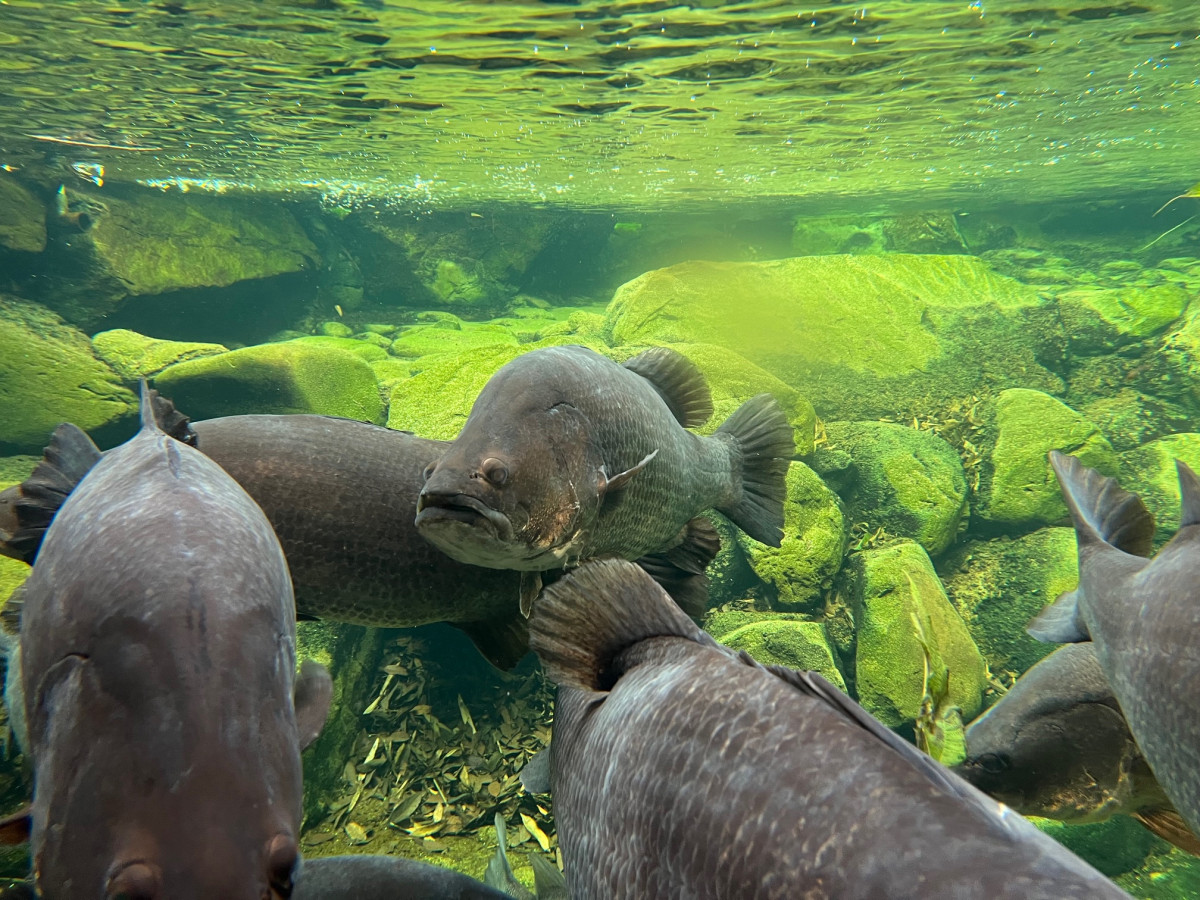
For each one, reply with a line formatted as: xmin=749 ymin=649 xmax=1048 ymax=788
xmin=415 ymin=492 xmax=515 ymax=543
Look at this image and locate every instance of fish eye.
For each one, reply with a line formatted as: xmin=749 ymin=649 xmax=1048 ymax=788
xmin=422 ymin=461 xmax=436 ymax=482
xmin=480 ymin=457 xmax=509 ymax=487
xmin=266 ymin=835 xmax=298 ymax=898
xmin=106 ymin=861 xmax=161 ymax=900
xmin=976 ymin=752 xmax=1010 ymax=775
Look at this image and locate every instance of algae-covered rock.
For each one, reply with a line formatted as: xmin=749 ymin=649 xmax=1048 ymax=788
xmin=1034 ymin=817 xmax=1160 ymax=879
xmin=826 ymin=422 xmax=967 ymax=556
xmin=289 ymin=334 xmax=388 ymax=363
xmin=603 ymin=254 xmax=1062 ymax=422
xmin=939 ymin=528 xmax=1078 ymax=676
xmin=390 ymin=324 xmax=519 ymax=359
xmin=370 ymin=357 xmax=416 ymax=395
xmin=738 ymin=462 xmax=846 ymax=611
xmin=387 ymin=345 xmax=523 ymax=438
xmin=719 ymin=620 xmax=846 ymax=691
xmin=841 ymin=540 xmax=986 ymax=728
xmin=701 ymin=513 xmax=758 ymax=610
xmin=318 ymin=321 xmax=354 ymax=338
xmin=1082 ymin=389 xmax=1194 ymax=453
xmin=1057 ymin=285 xmax=1188 ymax=352
xmin=975 ymin=389 xmax=1118 ymax=529
xmin=155 ymin=340 xmax=384 ymax=424
xmin=1115 ymin=845 xmax=1200 ymax=898
xmin=92 ymin=329 xmax=229 ymax=380
xmin=353 ymin=331 xmax=392 ymax=350
xmin=0 ymin=295 xmax=135 ymax=452
xmin=1120 ymin=433 xmax=1200 ymax=545
xmin=0 ymin=176 xmax=46 ymax=253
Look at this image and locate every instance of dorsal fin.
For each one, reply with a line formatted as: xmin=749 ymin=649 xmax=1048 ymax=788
xmin=4 ymin=424 xmax=103 ymax=564
xmin=1048 ymin=450 xmax=1155 ymax=556
xmin=623 ymin=347 xmax=713 ymax=429
xmin=137 ymin=379 xmax=161 ymax=434
xmin=529 ymin=558 xmax=703 ymax=692
xmin=1177 ymin=459 xmax=1200 ymax=529
xmin=149 ymin=388 xmax=198 ymax=447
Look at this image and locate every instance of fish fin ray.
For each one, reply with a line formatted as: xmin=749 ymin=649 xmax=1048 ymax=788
xmin=1049 ymin=450 xmax=1155 ymax=556
xmin=714 ymin=394 xmax=793 ymax=547
xmin=1027 ymin=589 xmax=1090 ymax=643
xmin=1176 ymin=459 xmax=1200 ymax=529
xmin=458 ymin=614 xmax=531 ymax=672
xmin=519 ymin=748 xmax=552 ymax=794
xmin=0 ymin=805 xmax=30 ymax=846
xmin=529 ymin=558 xmax=702 ymax=692
xmin=530 ymin=853 xmax=567 ymax=896
xmin=1133 ymin=807 xmax=1200 ymax=856
xmin=598 ymin=449 xmax=658 ymax=499
xmin=294 ymin=660 xmax=333 ymax=752
xmin=147 ymin=388 xmax=197 ymax=447
xmin=5 ymin=424 xmax=102 ymax=564
xmin=623 ymin=346 xmax=714 ymax=429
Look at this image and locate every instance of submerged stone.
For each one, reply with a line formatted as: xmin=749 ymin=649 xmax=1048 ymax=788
xmin=289 ymin=334 xmax=389 ymax=363
xmin=387 ymin=345 xmax=523 ymax=439
xmin=92 ymin=328 xmax=228 ymax=380
xmin=826 ymin=421 xmax=967 ymax=557
xmin=155 ymin=340 xmax=384 ymax=424
xmin=0 ymin=176 xmax=46 ymax=253
xmin=1057 ymin=284 xmax=1188 ymax=352
xmin=1119 ymin=433 xmax=1200 ymax=545
xmin=840 ymin=540 xmax=986 ymax=729
xmin=975 ymin=389 xmax=1118 ymax=529
xmin=718 ymin=620 xmax=846 ymax=691
xmin=1034 ymin=817 xmax=1159 ymax=880
xmin=390 ymin=323 xmax=519 ymax=359
xmin=318 ymin=320 xmax=354 ymax=338
xmin=0 ymin=295 xmax=135 ymax=452
xmin=738 ymin=462 xmax=846 ymax=611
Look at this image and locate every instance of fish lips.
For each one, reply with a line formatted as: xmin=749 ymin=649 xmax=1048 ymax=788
xmin=415 ymin=491 xmax=516 ymax=545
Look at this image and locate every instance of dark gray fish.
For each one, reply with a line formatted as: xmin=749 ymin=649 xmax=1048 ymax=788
xmin=1028 ymin=451 xmax=1200 ymax=836
xmin=417 ymin=345 xmax=792 ymax=614
xmin=529 ymin=558 xmax=1129 ymax=900
xmin=954 ymin=643 xmax=1199 ymax=855
xmin=293 ymin=854 xmax=507 ymax=900
xmin=1 ymin=409 xmax=717 ymax=671
xmin=0 ymin=385 xmax=332 ymax=900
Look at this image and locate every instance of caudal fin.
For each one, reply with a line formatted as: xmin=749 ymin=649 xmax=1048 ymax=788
xmin=1028 ymin=451 xmax=1155 ymax=644
xmin=714 ymin=394 xmax=793 ymax=547
xmin=529 ymin=558 xmax=705 ymax=693
xmin=1 ymin=424 xmax=102 ymax=565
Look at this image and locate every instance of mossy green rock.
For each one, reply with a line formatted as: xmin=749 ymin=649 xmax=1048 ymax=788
xmin=1033 ymin=816 xmax=1159 ymax=879
xmin=0 ymin=176 xmax=46 ymax=252
xmin=975 ymin=389 xmax=1118 ymax=528
xmin=718 ymin=620 xmax=846 ymax=691
xmin=370 ymin=358 xmax=416 ymax=395
xmin=318 ymin=321 xmax=354 ymax=338
xmin=390 ymin=324 xmax=519 ymax=359
xmin=92 ymin=329 xmax=229 ymax=380
xmin=842 ymin=540 xmax=986 ymax=728
xmin=155 ymin=340 xmax=384 ymax=424
xmin=738 ymin=462 xmax=846 ymax=611
xmin=939 ymin=528 xmax=1078 ymax=676
xmin=1057 ymin=285 xmax=1187 ymax=352
xmin=289 ymin=335 xmax=388 ymax=363
xmin=603 ymin=254 xmax=1062 ymax=421
xmin=1115 ymin=846 xmax=1200 ymax=898
xmin=827 ymin=422 xmax=967 ymax=556
xmin=0 ymin=296 xmax=135 ymax=452
xmin=354 ymin=332 xmax=392 ymax=350
xmin=387 ymin=345 xmax=523 ymax=438
xmin=1119 ymin=433 xmax=1200 ymax=545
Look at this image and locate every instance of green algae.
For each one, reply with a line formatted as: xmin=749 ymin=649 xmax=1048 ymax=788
xmin=289 ymin=334 xmax=389 ymax=363
xmin=390 ymin=323 xmax=519 ymax=359
xmin=718 ymin=620 xmax=846 ymax=691
xmin=91 ymin=328 xmax=228 ymax=380
xmin=1119 ymin=433 xmax=1200 ymax=545
xmin=0 ymin=176 xmax=45 ymax=253
xmin=1057 ymin=285 xmax=1188 ymax=351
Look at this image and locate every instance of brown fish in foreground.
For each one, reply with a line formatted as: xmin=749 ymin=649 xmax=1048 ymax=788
xmin=1028 ymin=451 xmax=1200 ymax=836
xmin=418 ymin=345 xmax=792 ymax=614
xmin=954 ymin=642 xmax=1200 ymax=856
xmin=0 ymin=385 xmax=332 ymax=899
xmin=529 ymin=558 xmax=1129 ymax=899
xmin=0 ymin=404 xmax=718 ymax=670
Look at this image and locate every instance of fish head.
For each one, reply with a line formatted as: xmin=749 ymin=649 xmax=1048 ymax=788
xmin=416 ymin=373 xmax=599 ymax=570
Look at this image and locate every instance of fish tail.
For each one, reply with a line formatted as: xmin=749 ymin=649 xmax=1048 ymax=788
xmin=529 ymin=558 xmax=704 ymax=692
xmin=1 ymin=424 xmax=102 ymax=565
xmin=714 ymin=393 xmax=793 ymax=547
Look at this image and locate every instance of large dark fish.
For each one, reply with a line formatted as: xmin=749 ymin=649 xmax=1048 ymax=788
xmin=1029 ymin=450 xmax=1200 ymax=835
xmin=954 ymin=643 xmax=1199 ymax=855
xmin=529 ymin=558 xmax=1129 ymax=899
xmin=0 ymin=385 xmax=332 ymax=900
xmin=0 ymin=408 xmax=717 ymax=670
xmin=292 ymin=855 xmax=508 ymax=900
xmin=418 ymin=345 xmax=792 ymax=613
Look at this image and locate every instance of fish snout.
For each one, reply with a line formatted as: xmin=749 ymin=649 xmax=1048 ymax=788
xmin=105 ymin=860 xmax=162 ymax=900
xmin=415 ymin=488 xmax=516 ymax=543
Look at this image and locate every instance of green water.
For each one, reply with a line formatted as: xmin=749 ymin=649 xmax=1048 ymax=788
xmin=1 ymin=1 xmax=1200 ymax=897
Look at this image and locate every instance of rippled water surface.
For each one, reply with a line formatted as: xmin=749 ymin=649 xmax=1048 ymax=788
xmin=0 ymin=0 xmax=1197 ymax=209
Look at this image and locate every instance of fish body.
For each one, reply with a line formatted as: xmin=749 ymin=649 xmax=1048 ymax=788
xmin=9 ymin=387 xmax=331 ymax=899
xmin=1028 ymin=451 xmax=1200 ymax=835
xmin=293 ymin=854 xmax=507 ymax=900
xmin=417 ymin=346 xmax=791 ymax=581
xmin=530 ymin=559 xmax=1128 ymax=900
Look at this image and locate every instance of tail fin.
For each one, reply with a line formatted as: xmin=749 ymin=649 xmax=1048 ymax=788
xmin=633 ymin=515 xmax=721 ymax=621
xmin=1028 ymin=451 xmax=1155 ymax=644
xmin=529 ymin=558 xmax=704 ymax=692
xmin=714 ymin=394 xmax=793 ymax=547
xmin=2 ymin=424 xmax=102 ymax=565
xmin=484 ymin=813 xmax=534 ymax=900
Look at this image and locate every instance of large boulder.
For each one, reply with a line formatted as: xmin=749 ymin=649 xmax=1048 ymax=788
xmin=603 ymin=254 xmax=1063 ymax=421
xmin=840 ymin=540 xmax=986 ymax=729
xmin=0 ymin=296 xmax=135 ymax=452
xmin=155 ymin=340 xmax=384 ymax=424
xmin=738 ymin=462 xmax=846 ymax=611
xmin=974 ymin=389 xmax=1118 ymax=530
xmin=92 ymin=329 xmax=228 ymax=380
xmin=939 ymin=527 xmax=1078 ymax=677
xmin=717 ymin=619 xmax=846 ymax=691
xmin=0 ymin=176 xmax=46 ymax=253
xmin=1119 ymin=433 xmax=1200 ymax=545
xmin=826 ymin=421 xmax=968 ymax=556
xmin=1057 ymin=284 xmax=1188 ymax=353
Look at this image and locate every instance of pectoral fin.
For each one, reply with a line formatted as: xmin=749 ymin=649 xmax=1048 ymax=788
xmin=519 ymin=571 xmax=543 ymax=619
xmin=1027 ymin=589 xmax=1090 ymax=644
xmin=598 ymin=449 xmax=658 ymax=499
xmin=1133 ymin=807 xmax=1200 ymax=856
